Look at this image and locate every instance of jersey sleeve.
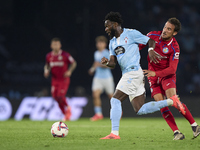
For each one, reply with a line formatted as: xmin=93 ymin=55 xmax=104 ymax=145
xmin=130 ymin=29 xmax=150 ymax=45
xmin=138 ymin=31 xmax=153 ymax=51
xmin=109 ymin=42 xmax=115 ymax=56
xmin=65 ymin=52 xmax=75 ymax=64
xmin=139 ymin=43 xmax=147 ymax=51
xmin=155 ymin=42 xmax=180 ymax=77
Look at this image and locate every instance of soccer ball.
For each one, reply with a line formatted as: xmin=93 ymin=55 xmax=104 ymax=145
xmin=51 ymin=121 xmax=69 ymax=137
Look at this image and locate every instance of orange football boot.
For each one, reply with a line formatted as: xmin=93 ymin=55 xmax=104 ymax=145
xmin=63 ymin=106 xmax=71 ymax=121
xmin=90 ymin=114 xmax=103 ymax=121
xmin=100 ymin=133 xmax=120 ymax=139
xmin=170 ymin=95 xmax=185 ymax=115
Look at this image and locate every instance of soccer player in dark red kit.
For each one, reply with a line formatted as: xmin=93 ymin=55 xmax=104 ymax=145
xmin=140 ymin=18 xmax=200 ymax=140
xmin=44 ymin=38 xmax=77 ymax=121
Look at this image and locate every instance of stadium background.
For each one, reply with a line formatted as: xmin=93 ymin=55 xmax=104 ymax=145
xmin=0 ymin=0 xmax=200 ymax=120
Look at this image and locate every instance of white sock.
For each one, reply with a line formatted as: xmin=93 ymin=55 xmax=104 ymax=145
xmin=96 ymin=112 xmax=102 ymax=115
xmin=191 ymin=122 xmax=198 ymax=127
xmin=166 ymin=99 xmax=173 ymax=106
xmin=174 ymin=130 xmax=180 ymax=133
xmin=111 ymin=130 xmax=119 ymax=136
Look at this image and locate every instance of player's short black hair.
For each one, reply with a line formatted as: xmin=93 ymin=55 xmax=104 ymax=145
xmin=167 ymin=18 xmax=181 ymax=33
xmin=105 ymin=11 xmax=123 ymax=25
xmin=51 ymin=37 xmax=61 ymax=43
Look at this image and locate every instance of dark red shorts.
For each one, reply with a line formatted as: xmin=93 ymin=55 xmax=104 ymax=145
xmin=51 ymin=77 xmax=70 ymax=98
xmin=148 ymin=74 xmax=176 ymax=97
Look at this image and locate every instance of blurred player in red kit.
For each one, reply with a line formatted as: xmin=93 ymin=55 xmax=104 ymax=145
xmin=44 ymin=38 xmax=77 ymax=121
xmin=140 ymin=18 xmax=200 ymax=140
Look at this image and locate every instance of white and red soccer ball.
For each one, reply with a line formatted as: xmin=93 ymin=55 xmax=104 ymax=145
xmin=51 ymin=121 xmax=69 ymax=137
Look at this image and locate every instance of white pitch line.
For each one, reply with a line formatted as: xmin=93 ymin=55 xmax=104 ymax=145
xmin=67 ymin=125 xmax=147 ymax=128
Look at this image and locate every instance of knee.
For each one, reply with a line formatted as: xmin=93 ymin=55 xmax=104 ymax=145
xmin=154 ymin=98 xmax=162 ymax=101
xmin=154 ymin=94 xmax=164 ymax=101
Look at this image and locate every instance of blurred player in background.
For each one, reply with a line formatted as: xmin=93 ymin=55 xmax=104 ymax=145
xmin=100 ymin=12 xmax=185 ymax=139
xmin=88 ymin=36 xmax=114 ymax=121
xmin=141 ymin=18 xmax=200 ymax=140
xmin=44 ymin=38 xmax=77 ymax=121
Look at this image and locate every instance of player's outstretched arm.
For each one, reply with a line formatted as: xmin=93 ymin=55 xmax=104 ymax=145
xmin=69 ymin=60 xmax=77 ymax=72
xmin=143 ymin=70 xmax=156 ymax=77
xmin=64 ymin=61 xmax=77 ymax=77
xmin=147 ymin=39 xmax=166 ymax=64
xmin=88 ymin=62 xmax=96 ymax=75
xmin=147 ymin=39 xmax=159 ymax=64
xmin=101 ymin=55 xmax=117 ymax=69
xmin=44 ymin=64 xmax=50 ymax=78
xmin=88 ymin=61 xmax=108 ymax=75
xmin=147 ymin=38 xmax=155 ymax=49
xmin=143 ymin=52 xmax=179 ymax=78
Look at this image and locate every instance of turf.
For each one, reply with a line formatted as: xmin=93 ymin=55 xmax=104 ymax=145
xmin=0 ymin=118 xmax=200 ymax=150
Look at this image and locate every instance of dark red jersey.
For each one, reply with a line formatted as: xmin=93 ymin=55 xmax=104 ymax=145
xmin=46 ymin=50 xmax=74 ymax=82
xmin=139 ymin=31 xmax=180 ymax=77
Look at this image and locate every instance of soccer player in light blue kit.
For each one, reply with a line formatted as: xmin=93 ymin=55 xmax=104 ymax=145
xmin=89 ymin=36 xmax=114 ymax=121
xmin=100 ymin=12 xmax=185 ymax=139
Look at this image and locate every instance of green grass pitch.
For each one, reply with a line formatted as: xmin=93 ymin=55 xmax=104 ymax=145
xmin=0 ymin=118 xmax=200 ymax=150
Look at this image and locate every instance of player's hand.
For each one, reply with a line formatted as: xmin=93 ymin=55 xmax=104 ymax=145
xmin=148 ymin=50 xmax=166 ymax=64
xmin=64 ymin=71 xmax=72 ymax=77
xmin=143 ymin=70 xmax=156 ymax=77
xmin=44 ymin=70 xmax=50 ymax=78
xmin=88 ymin=67 xmax=95 ymax=76
xmin=101 ymin=57 xmax=109 ymax=65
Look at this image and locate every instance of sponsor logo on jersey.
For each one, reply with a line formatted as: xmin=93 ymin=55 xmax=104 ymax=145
xmin=174 ymin=52 xmax=180 ymax=59
xmin=50 ymin=61 xmax=64 ymax=67
xmin=166 ymin=83 xmax=171 ymax=86
xmin=163 ymin=47 xmax=169 ymax=53
xmin=114 ymin=46 xmax=125 ymax=56
xmin=58 ymin=56 xmax=63 ymax=60
xmin=124 ymin=37 xmax=128 ymax=44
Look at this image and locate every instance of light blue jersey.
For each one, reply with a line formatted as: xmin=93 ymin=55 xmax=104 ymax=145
xmin=94 ymin=49 xmax=113 ymax=78
xmin=109 ymin=28 xmax=150 ymax=74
